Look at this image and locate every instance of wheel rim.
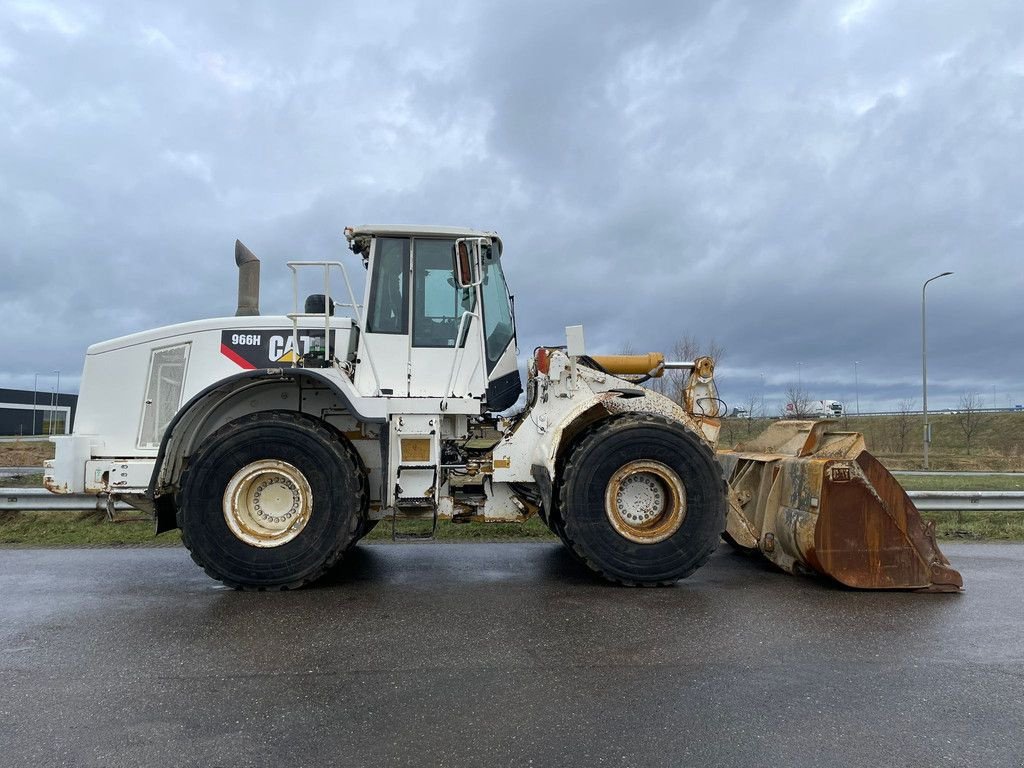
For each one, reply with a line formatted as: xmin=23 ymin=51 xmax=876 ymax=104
xmin=605 ymin=460 xmax=687 ymax=544
xmin=222 ymin=459 xmax=313 ymax=548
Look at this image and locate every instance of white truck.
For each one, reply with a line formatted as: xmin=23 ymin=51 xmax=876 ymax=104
xmin=44 ymin=226 xmax=960 ymax=592
xmin=785 ymin=399 xmax=844 ymax=418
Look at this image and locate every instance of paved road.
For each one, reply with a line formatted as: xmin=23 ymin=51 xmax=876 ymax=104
xmin=1 ymin=543 xmax=1021 ymax=768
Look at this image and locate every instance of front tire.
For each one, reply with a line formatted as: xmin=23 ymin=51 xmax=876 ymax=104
xmin=177 ymin=411 xmax=367 ymax=589
xmin=558 ymin=414 xmax=725 ymax=585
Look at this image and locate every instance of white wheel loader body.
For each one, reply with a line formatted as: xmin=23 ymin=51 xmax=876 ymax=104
xmin=45 ymin=225 xmax=962 ymax=591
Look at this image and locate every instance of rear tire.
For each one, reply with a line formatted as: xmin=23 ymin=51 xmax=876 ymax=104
xmin=177 ymin=411 xmax=367 ymax=589
xmin=558 ymin=413 xmax=725 ymax=585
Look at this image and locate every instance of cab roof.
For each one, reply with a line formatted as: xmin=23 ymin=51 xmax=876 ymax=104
xmin=344 ymin=224 xmax=502 ymax=257
xmin=347 ymin=224 xmax=498 ymax=239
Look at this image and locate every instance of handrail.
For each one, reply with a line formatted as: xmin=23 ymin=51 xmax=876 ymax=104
xmin=285 ymin=261 xmax=382 ymax=394
xmin=442 ymin=310 xmax=481 ymax=407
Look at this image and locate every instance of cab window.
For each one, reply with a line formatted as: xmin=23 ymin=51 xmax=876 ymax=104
xmin=481 ymin=255 xmax=514 ymax=370
xmin=367 ymin=238 xmax=409 ymax=334
xmin=412 ymin=239 xmax=476 ymax=348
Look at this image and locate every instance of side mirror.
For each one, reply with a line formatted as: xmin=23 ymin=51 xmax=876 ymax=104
xmin=454 ymin=238 xmax=484 ymax=288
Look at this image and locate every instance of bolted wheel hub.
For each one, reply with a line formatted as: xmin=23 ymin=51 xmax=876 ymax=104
xmin=222 ymin=459 xmax=313 ymax=548
xmin=605 ymin=460 xmax=687 ymax=544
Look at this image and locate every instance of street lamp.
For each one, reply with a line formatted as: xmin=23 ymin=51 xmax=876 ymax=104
xmin=854 ymin=361 xmax=861 ymax=416
xmin=922 ymin=271 xmax=953 ymax=469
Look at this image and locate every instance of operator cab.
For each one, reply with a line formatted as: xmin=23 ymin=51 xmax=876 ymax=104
xmin=344 ymin=225 xmax=521 ymax=411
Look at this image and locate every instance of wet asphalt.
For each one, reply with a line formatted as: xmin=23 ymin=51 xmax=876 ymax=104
xmin=0 ymin=542 xmax=1021 ymax=768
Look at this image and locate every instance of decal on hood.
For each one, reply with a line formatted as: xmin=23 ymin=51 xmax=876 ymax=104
xmin=220 ymin=330 xmax=336 ymax=369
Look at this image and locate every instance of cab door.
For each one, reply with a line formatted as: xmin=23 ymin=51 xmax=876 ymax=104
xmin=354 ymin=236 xmax=411 ymax=397
xmin=407 ymin=238 xmax=487 ymax=400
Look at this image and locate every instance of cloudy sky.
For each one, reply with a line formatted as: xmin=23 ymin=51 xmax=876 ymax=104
xmin=1 ymin=0 xmax=1021 ymax=413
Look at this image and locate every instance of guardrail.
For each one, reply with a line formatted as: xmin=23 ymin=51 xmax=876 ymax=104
xmin=0 ymin=488 xmax=132 ymax=512
xmin=2 ymin=488 xmax=1024 ymax=514
xmin=851 ymin=407 xmax=1024 ymax=416
xmin=908 ymin=492 xmax=1024 ymax=511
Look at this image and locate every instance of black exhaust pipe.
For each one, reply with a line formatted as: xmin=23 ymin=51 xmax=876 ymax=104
xmin=235 ymin=239 xmax=260 ymax=316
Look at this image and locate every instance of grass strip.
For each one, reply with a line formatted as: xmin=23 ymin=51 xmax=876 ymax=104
xmin=1 ymin=473 xmax=47 ymax=488
xmin=364 ymin=516 xmax=556 ymax=542
xmin=0 ymin=511 xmax=179 ymax=546
xmin=1 ymin=509 xmax=1021 ymax=547
xmin=894 ymin=474 xmax=1024 ymax=492
xmin=919 ymin=511 xmax=1024 ymax=540
xmin=0 ymin=511 xmax=557 ymax=547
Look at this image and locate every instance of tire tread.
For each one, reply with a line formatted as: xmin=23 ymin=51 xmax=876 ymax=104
xmin=177 ymin=411 xmax=366 ymax=590
xmin=557 ymin=412 xmax=726 ymax=586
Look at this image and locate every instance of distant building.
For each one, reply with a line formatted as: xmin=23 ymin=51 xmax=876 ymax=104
xmin=0 ymin=388 xmax=78 ymax=436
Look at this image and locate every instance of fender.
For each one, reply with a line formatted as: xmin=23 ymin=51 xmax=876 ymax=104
xmin=496 ymin=367 xmax=709 ymax=486
xmin=545 ymin=388 xmax=711 ymax=477
xmin=147 ymin=368 xmax=385 ymax=529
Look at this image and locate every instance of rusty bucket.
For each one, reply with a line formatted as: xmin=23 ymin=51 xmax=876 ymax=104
xmin=717 ymin=420 xmax=962 ymax=592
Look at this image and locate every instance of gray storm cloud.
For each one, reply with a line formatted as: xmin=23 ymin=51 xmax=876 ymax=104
xmin=1 ymin=0 xmax=1020 ymax=412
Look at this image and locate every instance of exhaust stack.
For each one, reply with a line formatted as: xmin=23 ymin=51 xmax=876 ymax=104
xmin=235 ymin=239 xmax=260 ymax=316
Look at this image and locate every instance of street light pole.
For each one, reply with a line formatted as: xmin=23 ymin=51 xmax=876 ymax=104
xmin=32 ymin=373 xmax=38 ymax=436
xmin=55 ymin=370 xmax=61 ymax=434
xmin=922 ymin=271 xmax=953 ymax=469
xmin=49 ymin=370 xmax=59 ymax=436
xmin=854 ymin=361 xmax=861 ymax=416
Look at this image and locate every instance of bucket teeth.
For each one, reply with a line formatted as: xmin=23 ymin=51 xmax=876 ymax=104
xmin=718 ymin=420 xmax=963 ymax=592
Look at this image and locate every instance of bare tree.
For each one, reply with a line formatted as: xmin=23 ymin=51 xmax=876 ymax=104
xmin=893 ymin=398 xmax=916 ymax=454
xmin=740 ymin=391 xmax=766 ymax=436
xmin=782 ymin=383 xmax=811 ymax=418
xmin=741 ymin=391 xmax=765 ymax=419
xmin=954 ymin=391 xmax=987 ymax=456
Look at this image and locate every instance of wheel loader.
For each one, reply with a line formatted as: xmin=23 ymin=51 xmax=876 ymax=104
xmin=44 ymin=225 xmax=962 ymax=592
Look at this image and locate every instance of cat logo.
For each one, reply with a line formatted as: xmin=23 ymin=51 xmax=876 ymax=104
xmin=268 ymin=335 xmax=309 ymax=363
